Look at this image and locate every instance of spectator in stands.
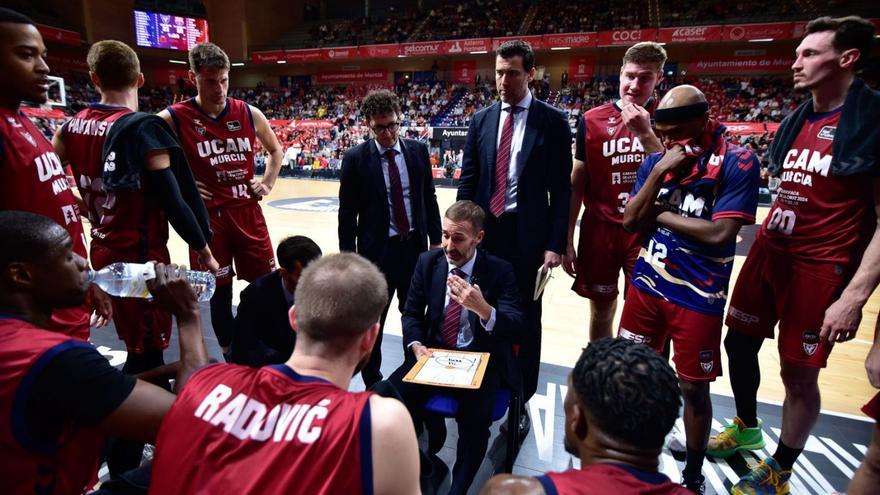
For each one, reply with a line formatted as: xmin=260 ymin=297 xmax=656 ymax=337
xmin=230 ymin=235 xmax=322 ymax=368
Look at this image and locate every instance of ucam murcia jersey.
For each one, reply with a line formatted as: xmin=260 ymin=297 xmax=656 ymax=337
xmin=61 ymin=104 xmax=170 ymax=258
xmin=167 ymin=97 xmax=258 ymax=209
xmin=149 ymin=364 xmax=374 ymax=495
xmin=762 ymin=109 xmax=875 ymax=265
xmin=582 ymin=101 xmax=654 ymax=224
xmin=0 ymin=107 xmax=87 ymax=257
xmin=631 ymin=130 xmax=760 ymax=316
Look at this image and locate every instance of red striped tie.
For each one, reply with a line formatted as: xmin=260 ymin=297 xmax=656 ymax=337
xmin=490 ymin=106 xmax=522 ymax=217
xmin=384 ymin=149 xmax=410 ymax=239
xmin=441 ymin=268 xmax=465 ymax=348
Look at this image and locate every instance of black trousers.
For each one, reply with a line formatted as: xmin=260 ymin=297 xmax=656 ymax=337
xmin=362 ymin=234 xmax=422 ymax=387
xmin=389 ymin=353 xmax=501 ymax=495
xmin=481 ymin=212 xmax=542 ymax=403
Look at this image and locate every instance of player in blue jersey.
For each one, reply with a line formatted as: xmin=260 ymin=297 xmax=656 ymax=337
xmin=620 ymin=85 xmax=760 ymax=493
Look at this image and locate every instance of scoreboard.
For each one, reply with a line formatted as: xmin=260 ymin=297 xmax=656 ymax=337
xmin=134 ymin=10 xmax=209 ymax=51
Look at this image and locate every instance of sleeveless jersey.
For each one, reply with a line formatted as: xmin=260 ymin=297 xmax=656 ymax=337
xmin=61 ymin=104 xmax=169 ymax=265
xmin=0 ymin=107 xmax=90 ymax=339
xmin=0 ymin=317 xmax=104 ymax=495
xmin=762 ymin=110 xmax=875 ymax=265
xmin=582 ymin=101 xmax=653 ymax=224
xmin=167 ymin=97 xmax=258 ymax=209
xmin=150 ymin=364 xmax=374 ymax=495
xmin=537 ymin=464 xmax=692 ymax=494
xmin=631 ymin=135 xmax=760 ymax=316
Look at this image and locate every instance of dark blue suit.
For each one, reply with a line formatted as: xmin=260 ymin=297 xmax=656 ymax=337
xmin=338 ymin=137 xmax=442 ymax=386
xmin=456 ymin=97 xmax=572 ymax=401
xmin=229 ymin=270 xmax=293 ymax=368
xmin=390 ymin=248 xmax=523 ymax=495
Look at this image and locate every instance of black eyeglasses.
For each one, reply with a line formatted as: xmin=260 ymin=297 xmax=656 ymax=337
xmin=371 ymin=122 xmax=400 ymax=134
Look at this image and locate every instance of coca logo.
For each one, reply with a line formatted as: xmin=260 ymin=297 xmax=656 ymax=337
xmin=612 ymin=30 xmax=642 ymax=42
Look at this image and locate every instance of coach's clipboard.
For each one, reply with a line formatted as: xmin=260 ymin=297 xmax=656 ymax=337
xmin=402 ymin=349 xmax=490 ymax=389
xmin=534 ymin=266 xmax=552 ymax=301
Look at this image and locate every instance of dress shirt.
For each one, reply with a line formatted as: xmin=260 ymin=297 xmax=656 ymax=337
xmin=375 ymin=139 xmax=413 ymax=237
xmin=495 ymin=91 xmax=532 ymax=213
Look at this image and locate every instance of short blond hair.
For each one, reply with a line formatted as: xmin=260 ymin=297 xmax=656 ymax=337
xmin=87 ymin=40 xmax=140 ymax=91
xmin=622 ymin=42 xmax=667 ymax=72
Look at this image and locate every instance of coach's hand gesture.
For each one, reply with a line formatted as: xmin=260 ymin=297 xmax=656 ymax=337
xmin=448 ymin=274 xmax=493 ymax=322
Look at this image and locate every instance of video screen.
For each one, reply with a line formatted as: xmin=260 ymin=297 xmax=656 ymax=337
xmin=134 ymin=10 xmax=209 ymax=51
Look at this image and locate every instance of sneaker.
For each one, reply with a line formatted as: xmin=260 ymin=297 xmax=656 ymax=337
xmin=665 ymin=425 xmax=687 ymax=452
xmin=681 ymin=472 xmax=705 ymax=494
xmin=732 ymin=457 xmax=792 ymax=495
xmin=707 ymin=416 xmax=765 ymax=458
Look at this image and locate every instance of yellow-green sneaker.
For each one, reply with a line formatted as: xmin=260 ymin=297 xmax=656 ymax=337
xmin=732 ymin=457 xmax=792 ymax=495
xmin=707 ymin=416 xmax=765 ymax=458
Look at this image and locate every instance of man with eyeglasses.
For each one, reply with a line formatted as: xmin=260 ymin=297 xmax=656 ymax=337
xmin=338 ymin=89 xmax=442 ymax=388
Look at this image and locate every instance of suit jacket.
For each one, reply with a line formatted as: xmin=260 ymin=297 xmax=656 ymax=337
xmin=230 ymin=270 xmax=293 ymax=368
xmin=338 ymin=138 xmax=442 ymax=264
xmin=402 ymin=249 xmax=524 ymax=389
xmin=456 ymin=98 xmax=573 ymax=262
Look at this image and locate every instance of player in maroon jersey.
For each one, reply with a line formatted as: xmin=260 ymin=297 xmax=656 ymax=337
xmin=849 ymin=391 xmax=880 ymax=494
xmin=0 ymin=210 xmax=209 ymax=495
xmin=562 ymin=42 xmax=665 ymax=342
xmin=149 ymin=253 xmax=420 ymax=495
xmin=54 ymin=39 xmax=218 ymax=476
xmin=480 ymin=338 xmax=690 ymax=495
xmin=0 ymin=7 xmax=111 ymax=340
xmin=713 ymin=17 xmax=880 ymax=495
xmin=159 ymin=42 xmax=283 ymax=359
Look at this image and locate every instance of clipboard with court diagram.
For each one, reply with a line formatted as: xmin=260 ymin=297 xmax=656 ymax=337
xmin=403 ymin=349 xmax=490 ymax=389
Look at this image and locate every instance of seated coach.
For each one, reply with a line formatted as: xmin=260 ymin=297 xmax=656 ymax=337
xmin=230 ymin=235 xmax=322 ymax=368
xmin=389 ymin=200 xmax=524 ymax=495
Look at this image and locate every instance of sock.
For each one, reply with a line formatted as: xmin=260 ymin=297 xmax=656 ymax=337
xmin=683 ymin=448 xmax=706 ymax=478
xmin=209 ymin=284 xmax=234 ymax=349
xmin=725 ymin=331 xmax=762 ymax=428
xmin=773 ymin=441 xmax=803 ymax=471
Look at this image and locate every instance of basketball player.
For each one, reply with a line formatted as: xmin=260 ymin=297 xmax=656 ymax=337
xmin=0 ymin=8 xmax=102 ymax=340
xmin=480 ymin=338 xmax=690 ymax=495
xmin=563 ymin=42 xmax=666 ymax=342
xmin=54 ymin=39 xmax=218 ymax=475
xmin=620 ymin=85 xmax=760 ymax=493
xmin=159 ymin=42 xmax=283 ymax=359
xmin=0 ymin=211 xmax=209 ymax=495
xmin=714 ymin=17 xmax=880 ymax=495
xmin=149 ymin=253 xmax=420 ymax=495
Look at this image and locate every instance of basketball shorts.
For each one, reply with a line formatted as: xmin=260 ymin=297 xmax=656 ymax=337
xmin=619 ymin=286 xmax=722 ymax=382
xmin=572 ymin=214 xmax=641 ymax=301
xmin=864 ymin=392 xmax=880 ymax=421
xmin=190 ymin=203 xmax=275 ymax=286
xmin=91 ymin=243 xmax=173 ymax=353
xmin=725 ymin=233 xmax=849 ymax=368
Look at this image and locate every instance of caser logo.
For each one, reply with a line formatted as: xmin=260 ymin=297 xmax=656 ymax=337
xmin=672 ymin=27 xmax=708 ymax=36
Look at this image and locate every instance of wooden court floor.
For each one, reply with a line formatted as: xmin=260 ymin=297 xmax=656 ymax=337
xmin=153 ymin=177 xmax=878 ymax=416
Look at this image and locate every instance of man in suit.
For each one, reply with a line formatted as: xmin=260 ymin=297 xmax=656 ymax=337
xmin=456 ymin=40 xmax=573 ymax=430
xmin=339 ymin=89 xmax=443 ymax=387
xmin=230 ymin=235 xmax=322 ymax=367
xmin=389 ymin=200 xmax=523 ymax=495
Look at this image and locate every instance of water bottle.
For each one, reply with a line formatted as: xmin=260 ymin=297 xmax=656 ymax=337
xmin=88 ymin=262 xmax=216 ymax=302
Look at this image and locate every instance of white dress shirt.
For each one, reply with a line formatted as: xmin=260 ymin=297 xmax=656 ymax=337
xmin=496 ymin=91 xmax=532 ymax=213
xmin=375 ymin=139 xmax=413 ymax=237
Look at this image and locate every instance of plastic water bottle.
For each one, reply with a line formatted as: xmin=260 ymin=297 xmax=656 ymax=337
xmin=88 ymin=262 xmax=216 ymax=302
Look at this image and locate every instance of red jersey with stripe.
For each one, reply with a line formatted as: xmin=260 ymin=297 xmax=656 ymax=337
xmin=762 ymin=110 xmax=875 ymax=265
xmin=167 ymin=97 xmax=258 ymax=209
xmin=537 ymin=464 xmax=691 ymax=494
xmin=62 ymin=104 xmax=170 ymax=265
xmin=0 ymin=107 xmax=90 ymax=339
xmin=150 ymin=364 xmax=374 ymax=495
xmin=0 ymin=317 xmax=104 ymax=495
xmin=582 ymin=101 xmax=653 ymax=224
